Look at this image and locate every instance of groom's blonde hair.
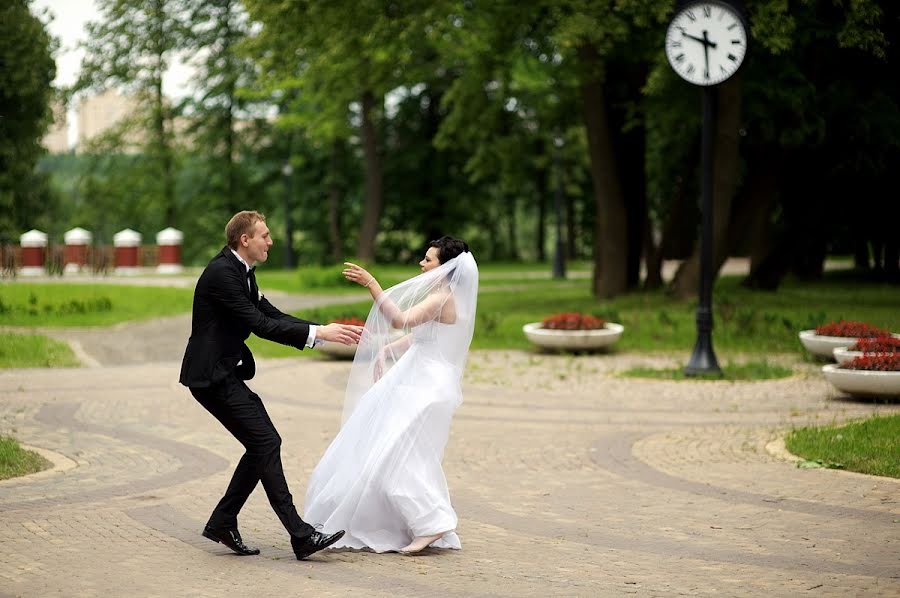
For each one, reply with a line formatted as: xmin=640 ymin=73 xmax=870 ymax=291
xmin=226 ymin=211 xmax=266 ymax=249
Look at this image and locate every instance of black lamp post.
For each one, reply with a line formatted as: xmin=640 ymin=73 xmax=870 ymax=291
xmin=282 ymin=161 xmax=296 ymax=269
xmin=552 ymin=134 xmax=566 ymax=280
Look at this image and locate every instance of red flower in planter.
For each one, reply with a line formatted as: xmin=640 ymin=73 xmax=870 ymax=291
xmin=541 ymin=312 xmax=606 ymax=331
xmin=848 ymin=336 xmax=900 ymax=353
xmin=334 ymin=316 xmax=366 ymax=327
xmin=844 ymin=353 xmax=900 ymax=372
xmin=814 ymin=320 xmax=890 ymax=338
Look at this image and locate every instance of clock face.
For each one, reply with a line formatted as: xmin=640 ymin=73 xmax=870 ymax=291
xmin=665 ymin=1 xmax=747 ymax=86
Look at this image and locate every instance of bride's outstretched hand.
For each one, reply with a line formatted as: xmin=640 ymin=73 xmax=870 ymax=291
xmin=343 ymin=262 xmax=375 ymax=288
xmin=373 ymin=349 xmax=385 ymax=382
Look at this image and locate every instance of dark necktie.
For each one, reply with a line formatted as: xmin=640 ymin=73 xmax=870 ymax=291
xmin=246 ymin=267 xmax=255 ymax=294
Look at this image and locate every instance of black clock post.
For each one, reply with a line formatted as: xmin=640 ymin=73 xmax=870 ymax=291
xmin=664 ymin=0 xmax=748 ymax=376
xmin=684 ymin=85 xmax=722 ymax=376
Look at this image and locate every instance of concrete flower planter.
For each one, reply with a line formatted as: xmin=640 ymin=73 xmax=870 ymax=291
xmin=821 ymin=364 xmax=900 ymax=399
xmin=523 ymin=322 xmax=624 ymax=352
xmin=798 ymin=330 xmax=854 ymax=360
xmin=832 ymin=347 xmax=863 ymax=366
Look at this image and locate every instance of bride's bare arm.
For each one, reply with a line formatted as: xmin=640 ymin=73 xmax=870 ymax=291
xmin=383 ymin=333 xmax=412 ymax=359
xmin=342 ymin=262 xmax=446 ymax=328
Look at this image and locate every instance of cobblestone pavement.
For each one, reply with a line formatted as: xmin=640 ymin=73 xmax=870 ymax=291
xmin=0 ymin=259 xmax=894 ymax=596
xmin=1 ymin=346 xmax=898 ymax=598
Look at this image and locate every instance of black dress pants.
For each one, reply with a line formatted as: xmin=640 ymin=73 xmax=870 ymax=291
xmin=191 ymin=373 xmax=314 ymax=543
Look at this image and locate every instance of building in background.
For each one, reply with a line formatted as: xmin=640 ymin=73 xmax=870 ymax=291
xmin=42 ymin=100 xmax=69 ymax=153
xmin=76 ymin=89 xmax=142 ymax=151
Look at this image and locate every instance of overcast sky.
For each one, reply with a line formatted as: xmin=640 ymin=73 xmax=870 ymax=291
xmin=34 ymin=0 xmax=194 ymax=93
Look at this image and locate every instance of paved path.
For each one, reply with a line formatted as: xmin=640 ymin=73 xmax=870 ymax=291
xmin=3 ymin=259 xmax=897 ymax=596
xmin=1 ymin=345 xmax=898 ymax=597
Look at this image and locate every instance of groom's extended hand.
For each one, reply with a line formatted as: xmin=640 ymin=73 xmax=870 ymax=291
xmin=317 ymin=323 xmax=364 ymax=346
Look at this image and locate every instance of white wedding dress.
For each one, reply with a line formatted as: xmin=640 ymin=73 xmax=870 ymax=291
xmin=304 ymin=252 xmax=478 ymax=553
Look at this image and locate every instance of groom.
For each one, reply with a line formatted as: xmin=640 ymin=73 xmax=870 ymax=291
xmin=179 ymin=210 xmax=362 ymax=560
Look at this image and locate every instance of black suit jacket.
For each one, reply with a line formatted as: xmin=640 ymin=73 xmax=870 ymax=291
xmin=179 ymin=247 xmax=316 ymax=388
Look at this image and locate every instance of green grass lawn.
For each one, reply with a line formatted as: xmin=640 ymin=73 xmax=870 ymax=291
xmin=0 ymin=333 xmax=79 ymax=368
xmin=0 ymin=436 xmax=52 ymax=480
xmin=261 ymin=273 xmax=900 ymax=355
xmin=785 ymin=414 xmax=900 ymax=478
xmin=0 ymin=283 xmax=194 ymax=326
xmin=3 ymin=269 xmax=898 ymax=361
xmin=620 ymin=360 xmax=794 ymax=381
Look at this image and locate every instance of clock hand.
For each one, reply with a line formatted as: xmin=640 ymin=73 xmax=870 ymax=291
xmin=702 ymin=30 xmax=712 ymax=79
xmin=681 ymin=30 xmax=718 ymax=49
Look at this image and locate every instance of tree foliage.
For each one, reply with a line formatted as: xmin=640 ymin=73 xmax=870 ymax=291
xmin=0 ymin=0 xmax=57 ymax=240
xmin=75 ymin=0 xmax=188 ymax=225
xmin=27 ymin=0 xmax=900 ymax=289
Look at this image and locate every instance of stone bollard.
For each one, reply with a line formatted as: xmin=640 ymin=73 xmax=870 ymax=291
xmin=63 ymin=227 xmax=92 ymax=274
xmin=113 ymin=228 xmax=142 ymax=275
xmin=20 ymin=229 xmax=48 ymax=276
xmin=156 ymin=227 xmax=183 ymax=274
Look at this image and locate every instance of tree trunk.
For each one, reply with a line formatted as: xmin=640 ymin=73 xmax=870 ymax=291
xmin=565 ymin=189 xmax=577 ymax=259
xmin=741 ymin=161 xmax=780 ymax=275
xmin=885 ymin=238 xmax=899 ymax=283
xmin=422 ymin=88 xmax=443 ymax=243
xmin=605 ymin=60 xmax=648 ymax=290
xmin=852 ymin=240 xmax=870 ymax=270
xmin=643 ymin=216 xmax=663 ymax=289
xmin=670 ymin=75 xmax=743 ymax=298
xmin=506 ymin=195 xmax=518 ymax=259
xmin=154 ymin=71 xmax=175 ymax=226
xmin=152 ymin=0 xmax=175 ymax=226
xmin=535 ymin=139 xmax=547 ymax=262
xmin=577 ymin=44 xmax=628 ymax=298
xmin=223 ymin=2 xmax=237 ymax=213
xmin=356 ymin=91 xmax=384 ymax=262
xmin=327 ymin=140 xmax=343 ymax=263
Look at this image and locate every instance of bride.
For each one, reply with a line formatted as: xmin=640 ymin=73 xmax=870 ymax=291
xmin=304 ymin=236 xmax=478 ymax=554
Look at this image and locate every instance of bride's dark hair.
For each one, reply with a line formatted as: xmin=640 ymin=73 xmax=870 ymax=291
xmin=428 ymin=236 xmax=470 ymax=264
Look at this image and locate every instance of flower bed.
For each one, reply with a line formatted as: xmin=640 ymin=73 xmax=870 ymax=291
xmin=800 ymin=321 xmax=896 ymax=360
xmin=833 ymin=335 xmax=900 ymax=365
xmin=333 ymin=316 xmax=366 ymax=327
xmin=814 ymin=321 xmax=890 ymax=338
xmin=843 ymin=353 xmax=900 ymax=371
xmin=847 ymin=337 xmax=900 ymax=353
xmin=822 ymin=340 xmax=900 ymax=399
xmin=541 ymin=312 xmax=606 ymax=331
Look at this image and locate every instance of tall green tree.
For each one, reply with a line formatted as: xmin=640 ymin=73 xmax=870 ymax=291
xmin=655 ymin=0 xmax=894 ymax=294
xmin=437 ymin=0 xmax=661 ymax=296
xmin=181 ymin=0 xmax=257 ymax=214
xmin=75 ymin=0 xmax=188 ymax=226
xmin=244 ymin=0 xmax=439 ymax=262
xmin=0 ymin=0 xmax=57 ymax=239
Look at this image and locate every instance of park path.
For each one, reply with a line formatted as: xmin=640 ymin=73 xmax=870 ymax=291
xmin=2 ymin=258 xmax=898 ymax=596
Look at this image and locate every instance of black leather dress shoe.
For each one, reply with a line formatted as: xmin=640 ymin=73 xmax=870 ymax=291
xmin=292 ymin=530 xmax=346 ymax=560
xmin=202 ymin=525 xmax=261 ymax=556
